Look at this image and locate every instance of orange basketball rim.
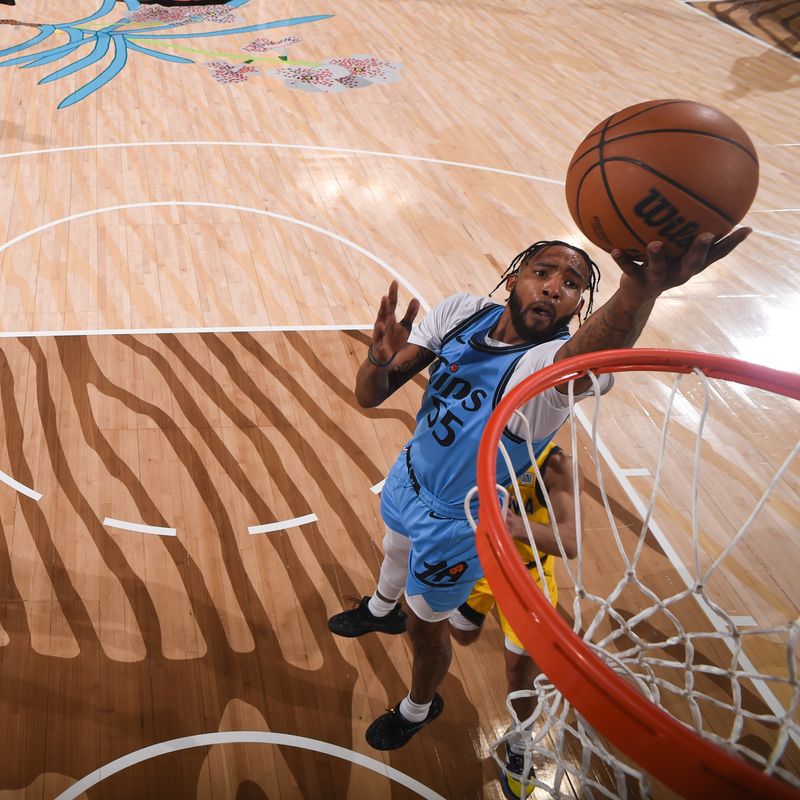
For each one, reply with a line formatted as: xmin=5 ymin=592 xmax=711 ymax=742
xmin=475 ymin=348 xmax=800 ymax=800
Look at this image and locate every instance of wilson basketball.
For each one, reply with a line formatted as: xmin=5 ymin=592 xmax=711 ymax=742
xmin=565 ymin=100 xmax=759 ymax=260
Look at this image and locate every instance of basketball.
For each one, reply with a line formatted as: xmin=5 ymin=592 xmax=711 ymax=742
xmin=565 ymin=99 xmax=759 ymax=260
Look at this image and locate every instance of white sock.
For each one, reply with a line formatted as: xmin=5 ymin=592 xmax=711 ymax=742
xmin=399 ymin=694 xmax=431 ymax=723
xmin=507 ymin=728 xmax=532 ymax=756
xmin=367 ymin=594 xmax=396 ymax=617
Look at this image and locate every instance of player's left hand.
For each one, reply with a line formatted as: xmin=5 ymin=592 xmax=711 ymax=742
xmin=611 ymin=227 xmax=752 ymax=300
xmin=370 ymin=280 xmax=420 ymax=363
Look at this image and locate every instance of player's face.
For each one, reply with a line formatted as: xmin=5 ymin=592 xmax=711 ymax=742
xmin=506 ymin=246 xmax=589 ymax=341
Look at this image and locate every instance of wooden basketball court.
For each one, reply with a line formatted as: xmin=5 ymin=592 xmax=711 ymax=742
xmin=0 ymin=1 xmax=797 ymax=798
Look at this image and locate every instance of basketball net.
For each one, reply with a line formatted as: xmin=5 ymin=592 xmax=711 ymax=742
xmin=466 ymin=349 xmax=800 ymax=800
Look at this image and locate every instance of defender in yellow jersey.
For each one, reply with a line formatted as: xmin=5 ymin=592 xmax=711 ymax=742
xmin=450 ymin=442 xmax=581 ymax=799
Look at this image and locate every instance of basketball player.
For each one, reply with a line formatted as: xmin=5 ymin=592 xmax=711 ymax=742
xmin=328 ymin=230 xmax=750 ymax=751
xmin=449 ymin=442 xmax=580 ymax=800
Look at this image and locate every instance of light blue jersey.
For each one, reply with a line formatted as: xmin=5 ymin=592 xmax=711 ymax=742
xmin=408 ymin=302 xmax=569 ymax=516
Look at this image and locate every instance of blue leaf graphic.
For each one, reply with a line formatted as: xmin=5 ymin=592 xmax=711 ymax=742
xmin=126 ymin=40 xmax=193 ymax=65
xmin=64 ymin=27 xmax=85 ymax=44
xmin=19 ymin=27 xmax=88 ymax=68
xmin=57 ymin=33 xmax=128 ymax=109
xmin=4 ymin=36 xmax=93 ymax=69
xmin=65 ymin=0 xmax=119 ymax=27
xmin=112 ymin=19 xmax=207 ymax=36
xmin=126 ymin=14 xmax=333 ymax=40
xmin=0 ymin=25 xmax=56 ymax=59
xmin=40 ymin=32 xmax=111 ymax=84
xmin=99 ymin=22 xmax=131 ymax=35
xmin=1 ymin=3 xmax=331 ymax=109
xmin=0 ymin=39 xmax=91 ymax=67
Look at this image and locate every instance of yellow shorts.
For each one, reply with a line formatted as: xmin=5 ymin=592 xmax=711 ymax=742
xmin=461 ymin=553 xmax=558 ymax=652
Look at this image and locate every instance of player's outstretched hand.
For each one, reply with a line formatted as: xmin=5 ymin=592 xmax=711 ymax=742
xmin=371 ymin=280 xmax=420 ymax=364
xmin=611 ymin=227 xmax=752 ymax=301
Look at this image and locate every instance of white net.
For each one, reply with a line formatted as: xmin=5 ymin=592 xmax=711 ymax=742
xmin=467 ymin=360 xmax=800 ymax=799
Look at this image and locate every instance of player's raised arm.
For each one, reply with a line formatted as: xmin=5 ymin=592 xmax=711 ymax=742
xmin=355 ymin=280 xmax=434 ymax=408
xmin=553 ymin=227 xmax=751 ymax=394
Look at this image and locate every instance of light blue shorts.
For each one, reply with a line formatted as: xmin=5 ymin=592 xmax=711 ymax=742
xmin=380 ymin=450 xmax=482 ymax=612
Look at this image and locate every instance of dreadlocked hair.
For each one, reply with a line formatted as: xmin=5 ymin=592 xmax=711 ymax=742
xmin=489 ymin=239 xmax=601 ymax=324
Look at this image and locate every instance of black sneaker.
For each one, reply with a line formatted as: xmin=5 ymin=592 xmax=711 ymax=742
xmin=365 ymin=693 xmax=444 ymax=750
xmin=327 ymin=596 xmax=407 ymax=638
xmin=500 ymin=749 xmax=536 ymax=799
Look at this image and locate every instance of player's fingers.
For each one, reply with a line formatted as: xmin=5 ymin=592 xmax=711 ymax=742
xmin=707 ymin=227 xmax=752 ymax=265
xmin=386 ymin=280 xmax=399 ymax=314
xmin=400 ymin=297 xmax=421 ymax=331
xmin=643 ymin=240 xmax=667 ymax=272
xmin=610 ymin=248 xmax=631 ymax=268
xmin=611 ymin=248 xmax=644 ymax=276
xmin=375 ymin=293 xmax=390 ymax=323
xmin=397 ymin=301 xmax=419 ymax=338
xmin=681 ymin=233 xmax=715 ymax=275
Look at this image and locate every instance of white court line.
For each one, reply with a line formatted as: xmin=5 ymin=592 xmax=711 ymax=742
xmin=0 ymin=140 xmax=565 ymax=185
xmin=54 ymin=731 xmax=446 ymax=800
xmin=574 ymin=404 xmax=799 ymax=742
xmin=104 ymin=518 xmax=176 ymax=537
xmin=248 ymin=513 xmax=318 ymax=535
xmin=0 ymin=201 xmax=432 ymax=315
xmin=0 ymin=324 xmax=372 ymax=340
xmin=751 ymin=208 xmax=800 ymax=213
xmin=620 ymin=468 xmax=650 ymax=477
xmin=0 ymin=471 xmax=42 ymax=501
xmin=370 ymin=479 xmax=385 ymax=494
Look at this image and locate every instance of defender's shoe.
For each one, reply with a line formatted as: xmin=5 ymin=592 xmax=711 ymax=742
xmin=365 ymin=694 xmax=444 ymax=750
xmin=327 ymin=596 xmax=407 ymax=637
xmin=500 ymin=749 xmax=536 ymax=799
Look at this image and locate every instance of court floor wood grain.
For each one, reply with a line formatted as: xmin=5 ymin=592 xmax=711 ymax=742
xmin=0 ymin=330 xmax=795 ymax=798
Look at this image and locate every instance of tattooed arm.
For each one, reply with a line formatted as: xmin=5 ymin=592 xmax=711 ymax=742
xmin=356 ymin=343 xmax=436 ymax=407
xmin=355 ymin=280 xmax=436 ymax=408
xmin=554 ymin=228 xmax=751 ymax=393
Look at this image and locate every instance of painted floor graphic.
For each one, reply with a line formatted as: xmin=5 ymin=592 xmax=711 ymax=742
xmin=0 ymin=1 xmax=402 ymax=106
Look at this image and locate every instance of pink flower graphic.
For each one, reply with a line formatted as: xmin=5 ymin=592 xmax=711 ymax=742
xmin=267 ymin=55 xmax=403 ymax=92
xmin=267 ymin=63 xmax=351 ymax=93
xmin=125 ymin=6 xmax=200 ymax=26
xmin=126 ymin=5 xmax=241 ymax=27
xmin=336 ymin=72 xmax=371 ymax=89
xmin=244 ymin=36 xmax=302 ymax=55
xmin=205 ymin=60 xmax=260 ymax=85
xmin=199 ymin=8 xmax=243 ymax=25
xmin=326 ymin=54 xmax=402 ymax=87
